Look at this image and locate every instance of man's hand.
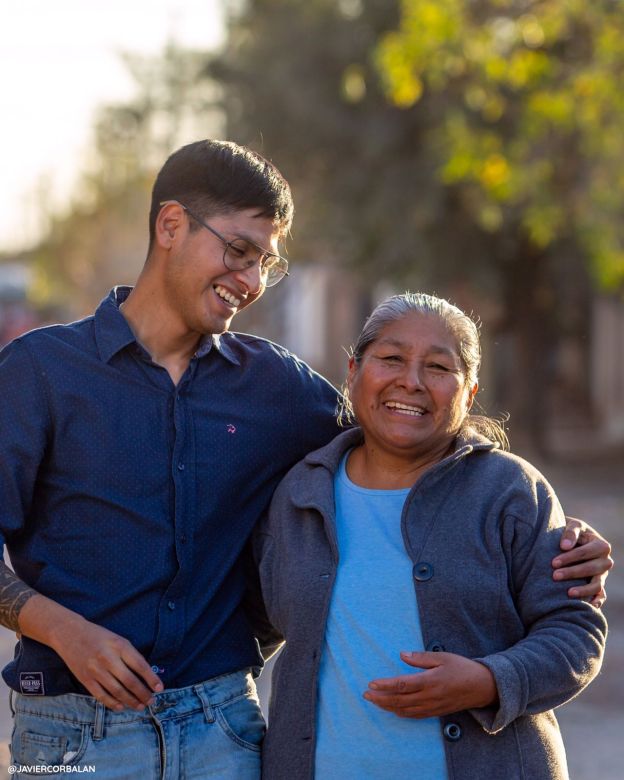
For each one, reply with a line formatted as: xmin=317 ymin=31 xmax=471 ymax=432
xmin=554 ymin=517 xmax=613 ymax=607
xmin=363 ymin=651 xmax=497 ymax=719
xmin=52 ymin=617 xmax=164 ymax=712
xmin=15 ymin=589 xmax=163 ymax=712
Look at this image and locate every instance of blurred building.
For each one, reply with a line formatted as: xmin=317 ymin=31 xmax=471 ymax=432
xmin=0 ymin=261 xmax=41 ymax=346
xmin=592 ymin=295 xmax=624 ymax=444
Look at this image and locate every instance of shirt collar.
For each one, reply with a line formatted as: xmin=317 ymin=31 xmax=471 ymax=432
xmin=94 ymin=287 xmax=138 ymax=363
xmin=211 ymin=334 xmax=241 ymax=365
xmin=94 ymin=286 xmax=241 ymax=366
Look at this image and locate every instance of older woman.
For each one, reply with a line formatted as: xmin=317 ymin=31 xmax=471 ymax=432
xmin=253 ymin=293 xmax=607 ymax=780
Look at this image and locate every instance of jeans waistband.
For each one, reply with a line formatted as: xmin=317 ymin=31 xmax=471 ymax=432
xmin=13 ymin=668 xmax=256 ymax=736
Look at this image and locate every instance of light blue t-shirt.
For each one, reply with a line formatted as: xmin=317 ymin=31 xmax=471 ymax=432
xmin=314 ymin=453 xmax=448 ymax=779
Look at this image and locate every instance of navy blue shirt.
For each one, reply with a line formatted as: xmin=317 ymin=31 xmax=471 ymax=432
xmin=0 ymin=287 xmax=340 ymax=695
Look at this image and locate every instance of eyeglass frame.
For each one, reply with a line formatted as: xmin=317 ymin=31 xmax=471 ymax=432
xmin=159 ymin=200 xmax=289 ymax=287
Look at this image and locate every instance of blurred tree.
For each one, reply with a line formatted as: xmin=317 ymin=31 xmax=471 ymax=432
xmin=30 ymin=44 xmax=221 ymax=315
xmin=377 ymin=0 xmax=624 ymax=443
xmin=211 ymin=0 xmax=624 ymax=449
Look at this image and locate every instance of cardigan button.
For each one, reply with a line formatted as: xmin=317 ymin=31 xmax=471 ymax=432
xmin=443 ymin=722 xmax=462 ymax=741
xmin=413 ymin=562 xmax=433 ymax=582
xmin=426 ymin=640 xmax=445 ymax=652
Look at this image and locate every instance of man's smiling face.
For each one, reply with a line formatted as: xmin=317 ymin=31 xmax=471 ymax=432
xmin=163 ymin=206 xmax=281 ymax=336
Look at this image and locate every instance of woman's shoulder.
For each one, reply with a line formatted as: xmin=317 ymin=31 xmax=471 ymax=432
xmin=483 ymin=446 xmax=552 ymax=482
xmin=464 ymin=446 xmax=561 ymax=524
xmin=267 ymin=428 xmax=362 ymax=515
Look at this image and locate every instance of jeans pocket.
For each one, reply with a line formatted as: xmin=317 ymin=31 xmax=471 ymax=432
xmin=14 ymin=721 xmax=90 ymax=768
xmin=215 ymin=693 xmax=266 ymax=752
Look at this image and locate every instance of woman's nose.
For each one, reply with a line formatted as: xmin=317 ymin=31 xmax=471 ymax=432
xmin=400 ymin=361 xmax=425 ymax=390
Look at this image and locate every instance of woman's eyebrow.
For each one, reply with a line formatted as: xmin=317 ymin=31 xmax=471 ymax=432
xmin=376 ymin=338 xmax=458 ymax=358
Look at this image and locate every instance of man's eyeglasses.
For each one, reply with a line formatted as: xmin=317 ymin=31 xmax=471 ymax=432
xmin=161 ymin=201 xmax=289 ymax=287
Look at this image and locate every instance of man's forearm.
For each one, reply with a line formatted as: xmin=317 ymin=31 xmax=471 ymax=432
xmin=0 ymin=561 xmax=38 ymax=632
xmin=0 ymin=561 xmax=89 ymax=653
xmin=0 ymin=561 xmax=163 ymax=709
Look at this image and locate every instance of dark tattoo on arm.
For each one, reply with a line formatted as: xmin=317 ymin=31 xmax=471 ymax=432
xmin=0 ymin=562 xmax=37 ymax=632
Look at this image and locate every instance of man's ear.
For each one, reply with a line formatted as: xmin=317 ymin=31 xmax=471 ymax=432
xmin=155 ymin=202 xmax=185 ymax=249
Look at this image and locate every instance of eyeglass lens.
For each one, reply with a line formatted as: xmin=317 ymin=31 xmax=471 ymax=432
xmin=224 ymin=240 xmax=287 ymax=286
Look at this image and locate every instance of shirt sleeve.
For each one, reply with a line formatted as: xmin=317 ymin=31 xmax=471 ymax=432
xmin=470 ymin=480 xmax=607 ymax=733
xmin=286 ymin=353 xmax=342 ymax=455
xmin=0 ymin=337 xmax=51 ymax=551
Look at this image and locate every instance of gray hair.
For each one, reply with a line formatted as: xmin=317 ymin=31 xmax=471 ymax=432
xmin=340 ymin=292 xmax=508 ymax=449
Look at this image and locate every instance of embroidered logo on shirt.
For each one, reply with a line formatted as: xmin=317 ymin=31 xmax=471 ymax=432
xmin=227 ymin=424 xmax=237 ymax=434
xmin=20 ymin=672 xmax=45 ymax=695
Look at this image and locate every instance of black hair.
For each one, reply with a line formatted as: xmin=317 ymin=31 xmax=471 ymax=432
xmin=148 ymin=140 xmax=294 ymax=248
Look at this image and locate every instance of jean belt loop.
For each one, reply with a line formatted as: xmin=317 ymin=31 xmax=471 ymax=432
xmin=93 ymin=701 xmax=106 ymax=741
xmin=194 ymin=683 xmax=215 ymax=724
xmin=8 ymin=689 xmax=15 ymax=718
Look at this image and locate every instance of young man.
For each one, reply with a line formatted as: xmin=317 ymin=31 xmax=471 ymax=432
xmin=0 ymin=140 xmax=612 ymax=779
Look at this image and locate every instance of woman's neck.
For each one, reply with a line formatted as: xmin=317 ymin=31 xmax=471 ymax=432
xmin=346 ymin=439 xmax=455 ymax=490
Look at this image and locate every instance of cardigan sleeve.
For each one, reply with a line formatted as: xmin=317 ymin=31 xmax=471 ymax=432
xmin=243 ymin=519 xmax=284 ymax=661
xmin=470 ymin=480 xmax=607 ymax=734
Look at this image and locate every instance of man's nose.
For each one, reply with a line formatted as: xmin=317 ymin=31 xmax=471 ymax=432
xmin=232 ymin=261 xmax=264 ymax=295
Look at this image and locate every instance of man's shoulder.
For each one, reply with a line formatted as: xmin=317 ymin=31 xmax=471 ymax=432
xmin=5 ymin=316 xmax=97 ymax=361
xmin=222 ymin=331 xmax=336 ymax=386
xmin=222 ymin=331 xmax=298 ymax=362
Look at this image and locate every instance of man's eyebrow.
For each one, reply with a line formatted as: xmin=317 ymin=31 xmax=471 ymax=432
xmin=224 ymin=230 xmax=278 ymax=257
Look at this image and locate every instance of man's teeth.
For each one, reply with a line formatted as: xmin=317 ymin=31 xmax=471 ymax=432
xmin=215 ymin=285 xmax=241 ymax=307
xmin=385 ymin=401 xmax=425 ymax=416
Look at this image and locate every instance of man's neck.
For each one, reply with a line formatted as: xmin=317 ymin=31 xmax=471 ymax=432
xmin=119 ymin=284 xmax=203 ymax=386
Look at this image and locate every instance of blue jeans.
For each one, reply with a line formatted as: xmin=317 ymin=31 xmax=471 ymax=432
xmin=9 ymin=669 xmax=264 ymax=779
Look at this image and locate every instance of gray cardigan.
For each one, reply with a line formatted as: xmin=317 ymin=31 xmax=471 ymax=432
xmin=252 ymin=428 xmax=607 ymax=780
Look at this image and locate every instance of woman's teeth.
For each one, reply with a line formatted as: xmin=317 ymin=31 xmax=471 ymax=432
xmin=385 ymin=401 xmax=425 ymax=416
xmin=215 ymin=285 xmax=241 ymax=307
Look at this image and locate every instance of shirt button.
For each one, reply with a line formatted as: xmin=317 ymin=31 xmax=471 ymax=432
xmin=413 ymin=562 xmax=434 ymax=582
xmin=167 ymin=601 xmax=175 ymax=610
xmin=426 ymin=640 xmax=445 ymax=652
xmin=443 ymin=722 xmax=462 ymax=741
xmin=177 ymin=463 xmax=185 ymax=471
xmin=180 ymin=534 xmax=187 ymax=543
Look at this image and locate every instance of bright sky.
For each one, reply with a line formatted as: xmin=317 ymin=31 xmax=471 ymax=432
xmin=1 ymin=0 xmax=224 ymax=253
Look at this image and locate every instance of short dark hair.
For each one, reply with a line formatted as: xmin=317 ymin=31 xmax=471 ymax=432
xmin=148 ymin=140 xmax=294 ymax=248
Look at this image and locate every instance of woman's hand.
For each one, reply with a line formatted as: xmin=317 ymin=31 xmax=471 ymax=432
xmin=363 ymin=651 xmax=498 ymax=718
xmin=554 ymin=517 xmax=613 ymax=607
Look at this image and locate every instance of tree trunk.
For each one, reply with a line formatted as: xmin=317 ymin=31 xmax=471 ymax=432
xmin=500 ymin=241 xmax=556 ymax=456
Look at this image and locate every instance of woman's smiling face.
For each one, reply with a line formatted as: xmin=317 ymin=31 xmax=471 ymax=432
xmin=347 ymin=312 xmax=478 ymax=462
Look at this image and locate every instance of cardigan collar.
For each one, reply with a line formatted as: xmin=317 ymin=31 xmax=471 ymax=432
xmin=290 ymin=425 xmax=497 ymax=513
xmin=303 ymin=425 xmax=497 ymax=474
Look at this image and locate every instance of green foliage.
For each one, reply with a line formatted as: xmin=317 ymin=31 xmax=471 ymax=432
xmin=377 ymin=0 xmax=624 ymax=290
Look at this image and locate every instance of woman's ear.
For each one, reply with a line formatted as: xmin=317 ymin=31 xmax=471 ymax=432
xmin=466 ymin=382 xmax=478 ymax=412
xmin=347 ymin=355 xmax=357 ymax=388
